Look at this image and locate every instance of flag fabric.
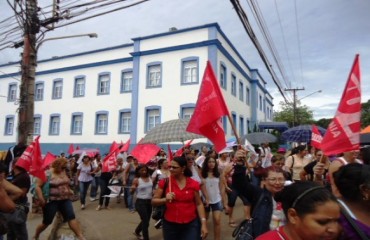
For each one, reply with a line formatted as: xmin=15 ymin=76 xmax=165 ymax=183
xmin=321 ymin=55 xmax=361 ymax=155
xmin=167 ymin=144 xmax=174 ymax=162
xmin=121 ymin=139 xmax=131 ymax=152
xmin=67 ymin=144 xmax=75 ymax=155
xmin=42 ymin=152 xmax=57 ymax=169
xmin=175 ymin=139 xmax=194 ymax=157
xmin=311 ymin=125 xmax=323 ymax=149
xmin=102 ymin=144 xmax=123 ymax=173
xmin=131 ymin=144 xmax=161 ymax=164
xmin=109 ymin=141 xmax=119 ymax=153
xmin=186 ymin=61 xmax=229 ymax=152
xmin=76 ymin=145 xmax=80 ymax=150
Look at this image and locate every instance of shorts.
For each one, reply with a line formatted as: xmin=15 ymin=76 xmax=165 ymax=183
xmin=43 ymin=199 xmax=76 ymax=225
xmin=205 ymin=201 xmax=223 ymax=212
xmin=227 ymin=187 xmax=251 ymax=207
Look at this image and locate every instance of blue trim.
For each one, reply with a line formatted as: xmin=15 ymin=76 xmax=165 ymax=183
xmin=180 ymin=57 xmax=199 ymax=85
xmin=250 ymin=70 xmax=258 ymax=127
xmin=231 ymin=73 xmax=236 ymax=96
xmin=52 ymin=78 xmax=63 ymax=100
xmin=246 ymin=86 xmax=250 ymax=105
xmin=146 ymin=62 xmax=162 ymax=88
xmin=239 ymin=80 xmax=244 ymax=102
xmin=266 ymin=97 xmax=274 ymax=107
xmin=231 ymin=112 xmax=237 ymax=136
xmin=118 ymin=109 xmax=131 ymax=134
xmin=7 ymin=83 xmax=17 ymax=102
xmin=220 ymin=61 xmax=227 ymax=90
xmin=144 ymin=106 xmax=161 ymax=133
xmin=71 ymin=112 xmax=83 ymax=135
xmin=97 ymin=72 xmax=111 ymax=95
xmin=179 ymin=103 xmax=195 ymax=119
xmin=49 ymin=113 xmax=61 ymax=136
xmin=33 ymin=114 xmax=42 ymax=135
xmin=4 ymin=115 xmax=15 ymax=136
xmin=222 ymin=116 xmax=227 ymax=134
xmin=131 ymin=40 xmax=141 ymax=144
xmin=239 ymin=115 xmax=244 ymax=136
xmin=35 ymin=81 xmax=45 ymax=101
xmin=120 ymin=68 xmax=133 ymax=93
xmin=95 ymin=111 xmax=109 ymax=135
xmin=73 ymin=75 xmax=86 ymax=98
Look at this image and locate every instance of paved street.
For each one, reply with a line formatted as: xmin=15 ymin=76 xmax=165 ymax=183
xmin=26 ymin=198 xmax=246 ymax=240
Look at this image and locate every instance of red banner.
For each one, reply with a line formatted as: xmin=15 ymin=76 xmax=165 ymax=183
xmin=131 ymin=144 xmax=161 ymax=164
xmin=186 ymin=61 xmax=229 ymax=152
xmin=311 ymin=125 xmax=323 ymax=149
xmin=121 ymin=139 xmax=131 ymax=152
xmin=102 ymin=144 xmax=122 ymax=172
xmin=42 ymin=152 xmax=57 ymax=169
xmin=68 ymin=144 xmax=75 ymax=155
xmin=321 ymin=55 xmax=361 ymax=155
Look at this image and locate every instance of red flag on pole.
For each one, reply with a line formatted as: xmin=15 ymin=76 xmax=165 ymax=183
xmin=311 ymin=125 xmax=323 ymax=149
xmin=167 ymin=144 xmax=174 ymax=162
xmin=42 ymin=152 xmax=57 ymax=169
xmin=68 ymin=144 xmax=75 ymax=155
xmin=175 ymin=139 xmax=194 ymax=157
xmin=131 ymin=144 xmax=161 ymax=164
xmin=121 ymin=139 xmax=131 ymax=152
xmin=102 ymin=144 xmax=123 ymax=173
xmin=186 ymin=61 xmax=229 ymax=152
xmin=321 ymin=55 xmax=361 ymax=155
xmin=109 ymin=141 xmax=119 ymax=153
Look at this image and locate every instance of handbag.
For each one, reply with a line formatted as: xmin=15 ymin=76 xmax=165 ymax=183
xmin=152 ymin=178 xmax=168 ymax=220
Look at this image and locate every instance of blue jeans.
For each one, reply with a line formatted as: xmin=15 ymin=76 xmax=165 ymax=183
xmin=163 ymin=218 xmax=201 ymax=240
xmin=135 ymin=199 xmax=152 ymax=240
xmin=7 ymin=221 xmax=28 ymax=240
xmin=124 ymin=185 xmax=135 ymax=211
xmin=79 ymin=181 xmax=91 ymax=205
xmin=90 ymin=176 xmax=100 ymax=198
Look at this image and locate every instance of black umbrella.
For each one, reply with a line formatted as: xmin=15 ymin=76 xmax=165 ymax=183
xmin=282 ymin=125 xmax=326 ymax=143
xmin=242 ymin=132 xmax=277 ymax=145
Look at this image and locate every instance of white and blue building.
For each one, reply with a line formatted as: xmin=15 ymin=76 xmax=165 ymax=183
xmin=0 ymin=23 xmax=274 ymax=154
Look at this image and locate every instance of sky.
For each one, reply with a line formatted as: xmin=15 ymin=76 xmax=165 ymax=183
xmin=1 ymin=0 xmax=369 ymax=120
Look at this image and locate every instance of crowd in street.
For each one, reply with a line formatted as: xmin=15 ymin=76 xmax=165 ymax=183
xmin=0 ymin=142 xmax=369 ymax=240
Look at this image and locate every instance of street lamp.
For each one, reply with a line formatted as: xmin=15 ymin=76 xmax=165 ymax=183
xmin=298 ymin=90 xmax=322 ymax=101
xmin=295 ymin=90 xmax=322 ymax=125
xmin=36 ymin=33 xmax=98 ymax=52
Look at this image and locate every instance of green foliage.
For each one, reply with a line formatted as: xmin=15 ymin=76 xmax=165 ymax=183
xmin=314 ymin=118 xmax=332 ymax=129
xmin=273 ymin=101 xmax=314 ymax=127
xmin=361 ymin=99 xmax=370 ymax=128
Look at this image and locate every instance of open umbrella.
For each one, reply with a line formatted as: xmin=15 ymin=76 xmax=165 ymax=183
xmin=242 ymin=132 xmax=277 ymax=145
xmin=282 ymin=125 xmax=326 ymax=143
xmin=140 ymin=119 xmax=204 ymax=144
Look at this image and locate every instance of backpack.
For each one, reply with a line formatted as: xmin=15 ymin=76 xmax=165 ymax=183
xmin=30 ymin=174 xmax=51 ymax=202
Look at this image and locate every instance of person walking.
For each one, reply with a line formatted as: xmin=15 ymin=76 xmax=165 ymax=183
xmin=77 ymin=155 xmax=95 ymax=210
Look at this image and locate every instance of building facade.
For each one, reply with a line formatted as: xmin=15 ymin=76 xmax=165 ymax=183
xmin=0 ymin=23 xmax=274 ymax=154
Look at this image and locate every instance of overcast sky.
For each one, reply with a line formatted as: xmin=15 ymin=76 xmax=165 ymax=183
xmin=1 ymin=0 xmax=369 ymax=120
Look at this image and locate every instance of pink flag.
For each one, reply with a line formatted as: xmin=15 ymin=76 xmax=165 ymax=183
xmin=68 ymin=144 xmax=75 ymax=155
xmin=186 ymin=61 xmax=229 ymax=152
xmin=311 ymin=125 xmax=323 ymax=149
xmin=42 ymin=152 xmax=57 ymax=169
xmin=321 ymin=55 xmax=361 ymax=155
xmin=131 ymin=144 xmax=161 ymax=164
xmin=121 ymin=139 xmax=131 ymax=152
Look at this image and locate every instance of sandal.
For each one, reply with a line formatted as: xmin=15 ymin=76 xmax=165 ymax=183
xmin=229 ymin=221 xmax=237 ymax=228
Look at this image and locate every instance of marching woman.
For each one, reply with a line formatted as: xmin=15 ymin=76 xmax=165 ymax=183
xmin=152 ymin=156 xmax=208 ymax=240
xmin=131 ymin=165 xmax=153 ymax=240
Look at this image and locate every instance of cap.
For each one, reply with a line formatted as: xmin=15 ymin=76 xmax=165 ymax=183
xmin=277 ymin=147 xmax=286 ymax=153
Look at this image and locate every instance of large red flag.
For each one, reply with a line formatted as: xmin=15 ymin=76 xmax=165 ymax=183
xmin=42 ymin=152 xmax=57 ymax=169
xmin=29 ymin=136 xmax=46 ymax=182
xmin=186 ymin=61 xmax=229 ymax=152
xmin=131 ymin=144 xmax=161 ymax=164
xmin=67 ymin=144 xmax=74 ymax=155
xmin=102 ymin=144 xmax=123 ymax=172
xmin=167 ymin=144 xmax=174 ymax=162
xmin=109 ymin=141 xmax=119 ymax=153
xmin=311 ymin=125 xmax=323 ymax=149
xmin=321 ymin=55 xmax=361 ymax=155
xmin=121 ymin=139 xmax=131 ymax=152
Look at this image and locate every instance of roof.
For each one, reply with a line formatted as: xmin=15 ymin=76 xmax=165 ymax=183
xmin=259 ymin=122 xmax=289 ymax=132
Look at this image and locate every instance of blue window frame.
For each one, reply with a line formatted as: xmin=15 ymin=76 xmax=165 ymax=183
xmin=145 ymin=106 xmax=161 ymax=132
xmin=121 ymin=69 xmax=133 ymax=92
xmin=4 ymin=115 xmax=14 ymax=135
xmin=49 ymin=114 xmax=61 ymax=135
xmin=180 ymin=103 xmax=195 ymax=120
xmin=52 ymin=79 xmax=63 ymax=99
xmin=34 ymin=115 xmax=42 ymax=135
xmin=239 ymin=116 xmax=244 ymax=136
xmin=119 ymin=109 xmax=131 ymax=133
xmin=7 ymin=83 xmax=17 ymax=102
xmin=259 ymin=95 xmax=263 ymax=111
xmin=97 ymin=72 xmax=110 ymax=95
xmin=220 ymin=63 xmax=227 ymax=90
xmin=239 ymin=81 xmax=244 ymax=101
xmin=231 ymin=112 xmax=237 ymax=136
xmin=146 ymin=62 xmax=162 ymax=88
xmin=95 ymin=111 xmax=108 ymax=135
xmin=246 ymin=87 xmax=250 ymax=105
xmin=35 ymin=82 xmax=44 ymax=101
xmin=231 ymin=74 xmax=236 ymax=96
xmin=74 ymin=76 xmax=85 ymax=97
xmin=181 ymin=57 xmax=199 ymax=84
xmin=71 ymin=112 xmax=83 ymax=135
xmin=222 ymin=116 xmax=227 ymax=134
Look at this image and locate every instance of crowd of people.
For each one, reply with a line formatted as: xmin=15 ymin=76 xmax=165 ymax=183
xmin=0 ymin=142 xmax=369 ymax=240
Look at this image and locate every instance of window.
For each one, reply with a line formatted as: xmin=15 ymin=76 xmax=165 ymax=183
xmin=147 ymin=63 xmax=162 ymax=88
xmin=34 ymin=116 xmax=41 ymax=135
xmin=267 ymin=107 xmax=270 ymax=119
xmin=239 ymin=81 xmax=244 ymax=101
xmin=52 ymin=79 xmax=63 ymax=99
xmin=145 ymin=107 xmax=160 ymax=132
xmin=246 ymin=87 xmax=250 ymax=105
xmin=121 ymin=70 xmax=133 ymax=92
xmin=98 ymin=73 xmax=110 ymax=95
xmin=71 ymin=113 xmax=83 ymax=135
xmin=239 ymin=116 xmax=244 ymax=136
xmin=182 ymin=107 xmax=194 ymax=120
xmin=49 ymin=115 xmax=60 ymax=135
xmin=231 ymin=74 xmax=236 ymax=96
xmin=8 ymin=83 xmax=17 ymax=102
xmin=119 ymin=110 xmax=131 ymax=133
xmin=222 ymin=116 xmax=227 ymax=134
xmin=74 ymin=76 xmax=85 ymax=97
xmin=181 ymin=58 xmax=198 ymax=84
xmin=95 ymin=112 xmax=108 ymax=134
xmin=231 ymin=113 xmax=237 ymax=136
xmin=4 ymin=116 xmax=14 ymax=135
xmin=220 ymin=63 xmax=227 ymax=89
xmin=259 ymin=95 xmax=263 ymax=111
xmin=35 ymin=82 xmax=44 ymax=101
xmin=247 ymin=119 xmax=250 ymax=133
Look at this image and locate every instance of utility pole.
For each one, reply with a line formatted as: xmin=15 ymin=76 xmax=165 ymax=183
xmin=285 ymin=87 xmax=305 ymax=126
xmin=18 ymin=0 xmax=40 ymax=145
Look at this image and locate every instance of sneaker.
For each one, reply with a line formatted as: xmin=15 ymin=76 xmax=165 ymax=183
xmin=132 ymin=232 xmax=143 ymax=240
xmin=90 ymin=197 xmax=97 ymax=202
xmin=81 ymin=204 xmax=85 ymax=210
xmin=96 ymin=205 xmax=102 ymax=211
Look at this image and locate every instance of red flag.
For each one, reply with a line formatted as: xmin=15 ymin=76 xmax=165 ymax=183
xmin=102 ymin=144 xmax=123 ymax=172
xmin=175 ymin=139 xmax=194 ymax=157
xmin=122 ymin=139 xmax=131 ymax=152
xmin=131 ymin=144 xmax=161 ymax=164
xmin=42 ymin=152 xmax=57 ymax=169
xmin=76 ymin=145 xmax=80 ymax=150
xmin=109 ymin=141 xmax=119 ymax=153
xmin=321 ymin=55 xmax=361 ymax=155
xmin=186 ymin=61 xmax=229 ymax=152
xmin=67 ymin=144 xmax=74 ymax=155
xmin=167 ymin=144 xmax=174 ymax=162
xmin=311 ymin=125 xmax=323 ymax=149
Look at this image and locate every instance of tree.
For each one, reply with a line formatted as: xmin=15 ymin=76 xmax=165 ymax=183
xmin=361 ymin=99 xmax=370 ymax=128
xmin=314 ymin=118 xmax=332 ymax=129
xmin=273 ymin=101 xmax=314 ymax=127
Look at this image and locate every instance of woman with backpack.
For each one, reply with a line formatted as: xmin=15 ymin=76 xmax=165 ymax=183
xmin=283 ymin=145 xmax=309 ymax=182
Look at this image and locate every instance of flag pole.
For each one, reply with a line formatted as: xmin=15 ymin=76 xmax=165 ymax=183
xmin=226 ymin=113 xmax=241 ymax=145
